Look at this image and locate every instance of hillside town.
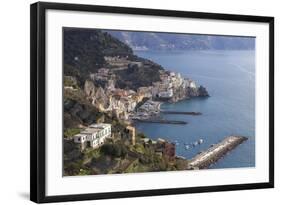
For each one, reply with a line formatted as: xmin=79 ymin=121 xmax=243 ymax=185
xmin=76 ymin=55 xmax=208 ymax=123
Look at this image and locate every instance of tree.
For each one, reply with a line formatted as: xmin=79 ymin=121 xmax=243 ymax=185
xmin=100 ymin=143 xmax=128 ymax=158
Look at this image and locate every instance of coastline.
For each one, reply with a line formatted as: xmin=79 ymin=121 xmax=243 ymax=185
xmin=64 ymin=29 xmax=255 ymax=175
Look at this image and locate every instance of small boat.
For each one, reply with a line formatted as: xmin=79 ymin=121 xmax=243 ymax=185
xmin=193 ymin=141 xmax=198 ymax=146
xmin=185 ymin=145 xmax=190 ymax=150
xmin=173 ymin=140 xmax=179 ymax=145
xmin=198 ymin=139 xmax=204 ymax=144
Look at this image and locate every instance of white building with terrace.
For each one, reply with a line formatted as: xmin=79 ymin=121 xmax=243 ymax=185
xmin=73 ymin=123 xmax=111 ymax=150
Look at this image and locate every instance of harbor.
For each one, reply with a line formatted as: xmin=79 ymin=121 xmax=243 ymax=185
xmin=187 ymin=136 xmax=248 ymax=170
xmin=131 ymin=99 xmax=201 ymax=125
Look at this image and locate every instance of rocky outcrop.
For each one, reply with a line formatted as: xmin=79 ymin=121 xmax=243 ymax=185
xmin=84 ymin=80 xmax=110 ymax=111
xmin=169 ymin=85 xmax=209 ymax=103
xmin=95 ymin=87 xmax=109 ymax=110
xmin=84 ymin=80 xmax=96 ymax=97
xmin=186 ymin=86 xmax=209 ymax=98
xmin=197 ymin=86 xmax=209 ymax=97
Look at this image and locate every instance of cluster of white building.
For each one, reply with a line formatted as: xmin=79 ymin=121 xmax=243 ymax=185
xmin=152 ymin=70 xmax=197 ymax=99
xmin=74 ymin=123 xmax=111 ymax=150
xmin=101 ymin=89 xmax=143 ymax=120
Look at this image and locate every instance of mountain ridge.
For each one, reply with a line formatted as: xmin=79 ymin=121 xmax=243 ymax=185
xmin=106 ymin=30 xmax=255 ymax=51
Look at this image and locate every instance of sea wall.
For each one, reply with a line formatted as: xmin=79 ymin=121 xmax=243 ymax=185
xmin=187 ymin=136 xmax=248 ymax=169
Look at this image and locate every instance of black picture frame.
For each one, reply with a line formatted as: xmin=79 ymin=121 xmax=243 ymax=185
xmin=30 ymin=1 xmax=274 ymax=203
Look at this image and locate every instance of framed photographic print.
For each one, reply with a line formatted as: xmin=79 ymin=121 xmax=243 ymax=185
xmin=30 ymin=1 xmax=274 ymax=203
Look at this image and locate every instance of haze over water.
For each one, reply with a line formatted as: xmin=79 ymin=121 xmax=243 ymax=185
xmin=135 ymin=50 xmax=255 ymax=169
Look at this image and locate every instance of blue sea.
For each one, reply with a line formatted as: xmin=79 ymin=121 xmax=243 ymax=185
xmin=135 ymin=50 xmax=255 ymax=169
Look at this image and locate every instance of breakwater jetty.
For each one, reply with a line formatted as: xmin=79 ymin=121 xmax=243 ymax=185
xmin=161 ymin=111 xmax=202 ymax=115
xmin=187 ymin=136 xmax=248 ymax=169
xmin=135 ymin=119 xmax=187 ymax=125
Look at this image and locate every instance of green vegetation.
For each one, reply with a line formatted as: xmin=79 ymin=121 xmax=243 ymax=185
xmin=64 ymin=128 xmax=81 ymax=138
xmin=85 ymin=148 xmax=101 ymax=159
xmin=64 ymin=131 xmax=188 ymax=176
xmin=115 ymin=63 xmax=162 ymax=90
xmin=64 ymin=76 xmax=79 ymax=89
xmin=100 ymin=143 xmax=128 ymax=158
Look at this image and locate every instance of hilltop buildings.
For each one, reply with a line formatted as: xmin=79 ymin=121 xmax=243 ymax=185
xmin=74 ymin=123 xmax=111 ymax=150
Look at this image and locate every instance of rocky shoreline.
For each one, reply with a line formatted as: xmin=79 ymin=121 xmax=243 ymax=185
xmin=168 ymin=85 xmax=209 ymax=103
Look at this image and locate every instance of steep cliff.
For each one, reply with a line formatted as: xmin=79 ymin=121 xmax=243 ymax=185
xmin=84 ymin=80 xmax=111 ymax=111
